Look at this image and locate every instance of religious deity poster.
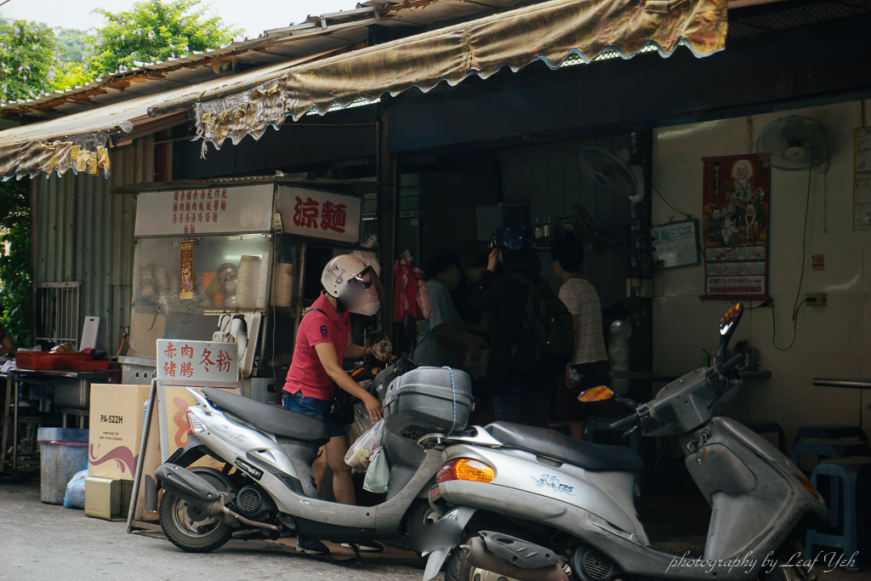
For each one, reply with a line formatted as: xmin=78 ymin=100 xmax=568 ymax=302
xmin=702 ymin=155 xmax=771 ymax=300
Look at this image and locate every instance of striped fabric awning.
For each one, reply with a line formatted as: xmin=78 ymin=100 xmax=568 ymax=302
xmin=0 ymin=0 xmax=727 ymax=178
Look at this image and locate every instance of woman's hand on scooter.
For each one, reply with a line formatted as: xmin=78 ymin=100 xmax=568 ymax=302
xmin=364 ymin=394 xmax=384 ymax=423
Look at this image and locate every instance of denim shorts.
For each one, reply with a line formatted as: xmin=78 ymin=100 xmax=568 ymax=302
xmin=282 ymin=391 xmax=343 ymax=439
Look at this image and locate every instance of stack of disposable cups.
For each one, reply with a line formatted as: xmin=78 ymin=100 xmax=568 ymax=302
xmin=273 ymin=262 xmax=294 ymax=308
xmin=254 ymin=256 xmax=269 ymax=310
xmin=237 ymin=255 xmax=261 ymax=309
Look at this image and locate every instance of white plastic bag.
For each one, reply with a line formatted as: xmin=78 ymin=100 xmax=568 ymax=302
xmin=344 ymin=419 xmax=384 ymax=471
xmin=63 ymin=469 xmax=88 ymax=509
xmin=363 ymin=447 xmax=390 ymax=493
xmin=349 ymin=400 xmax=376 ymax=446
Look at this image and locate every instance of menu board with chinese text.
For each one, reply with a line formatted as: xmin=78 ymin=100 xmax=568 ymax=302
xmin=135 ymin=185 xmax=274 ymax=236
xmin=156 ymin=339 xmax=237 ymax=383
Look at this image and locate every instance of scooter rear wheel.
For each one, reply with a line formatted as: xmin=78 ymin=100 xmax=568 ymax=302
xmin=159 ymin=468 xmax=234 ymax=553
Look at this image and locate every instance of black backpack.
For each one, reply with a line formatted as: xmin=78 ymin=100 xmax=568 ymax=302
xmin=509 ymin=273 xmax=574 ymax=373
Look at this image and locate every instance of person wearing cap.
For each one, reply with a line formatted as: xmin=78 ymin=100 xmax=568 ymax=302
xmin=283 ymin=254 xmax=386 ymax=555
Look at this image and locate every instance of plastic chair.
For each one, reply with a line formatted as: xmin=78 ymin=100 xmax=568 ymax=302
xmin=806 ymin=457 xmax=871 ymax=573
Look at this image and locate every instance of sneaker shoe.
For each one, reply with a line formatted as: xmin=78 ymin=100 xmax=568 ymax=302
xmin=341 ymin=540 xmax=384 ymax=553
xmin=296 ymin=535 xmax=330 ymax=555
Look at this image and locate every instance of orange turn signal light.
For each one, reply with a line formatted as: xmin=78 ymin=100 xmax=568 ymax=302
xmin=436 ymin=458 xmax=495 ymax=484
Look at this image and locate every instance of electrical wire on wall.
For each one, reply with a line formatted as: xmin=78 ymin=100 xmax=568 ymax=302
xmin=772 ymin=168 xmax=813 ymax=352
xmin=644 ymin=168 xmax=692 ymax=221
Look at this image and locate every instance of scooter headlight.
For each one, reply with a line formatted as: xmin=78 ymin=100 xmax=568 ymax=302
xmin=187 ymin=409 xmax=206 ymax=435
xmin=436 ymin=458 xmax=495 ymax=484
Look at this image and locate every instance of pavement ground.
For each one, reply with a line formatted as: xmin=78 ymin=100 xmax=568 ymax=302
xmin=0 ymin=478 xmax=427 ymax=581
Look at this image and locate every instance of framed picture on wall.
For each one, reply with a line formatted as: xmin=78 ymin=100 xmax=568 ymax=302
xmin=701 ymin=155 xmax=771 ymax=301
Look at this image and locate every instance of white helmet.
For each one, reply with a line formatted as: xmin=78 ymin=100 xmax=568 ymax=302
xmin=321 ymin=255 xmax=384 ymax=316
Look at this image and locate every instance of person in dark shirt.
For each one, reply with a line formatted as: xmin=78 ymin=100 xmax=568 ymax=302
xmin=469 ymin=224 xmax=561 ymax=428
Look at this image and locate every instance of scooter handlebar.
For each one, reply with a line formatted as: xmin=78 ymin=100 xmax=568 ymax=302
xmin=609 ymin=413 xmax=638 ymax=431
xmin=719 ymin=353 xmax=746 ymax=376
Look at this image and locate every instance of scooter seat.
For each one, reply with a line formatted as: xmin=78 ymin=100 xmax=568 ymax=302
xmin=200 ymin=387 xmax=330 ymax=442
xmin=485 ymin=422 xmax=643 ymax=472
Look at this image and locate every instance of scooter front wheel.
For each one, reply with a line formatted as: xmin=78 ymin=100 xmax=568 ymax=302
xmin=158 ymin=468 xmax=234 ymax=553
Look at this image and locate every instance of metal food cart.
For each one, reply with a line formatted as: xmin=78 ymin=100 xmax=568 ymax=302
xmin=122 ymin=177 xmax=379 ymax=400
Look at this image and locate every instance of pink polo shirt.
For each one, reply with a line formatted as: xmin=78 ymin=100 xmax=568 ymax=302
xmin=284 ymin=292 xmax=350 ymax=401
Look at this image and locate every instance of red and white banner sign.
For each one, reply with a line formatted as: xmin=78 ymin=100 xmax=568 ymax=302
xmin=157 ymin=339 xmax=238 ymax=383
xmin=277 ymin=186 xmax=361 ymax=244
xmin=135 ymin=185 xmax=274 ymax=236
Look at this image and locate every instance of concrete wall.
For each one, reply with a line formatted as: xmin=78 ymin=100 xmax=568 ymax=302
xmin=652 ymin=101 xmax=871 ymax=446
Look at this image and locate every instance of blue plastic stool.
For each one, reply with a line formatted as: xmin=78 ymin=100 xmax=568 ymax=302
xmin=806 ymin=457 xmax=871 ymax=573
xmin=793 ymin=425 xmax=869 ymax=451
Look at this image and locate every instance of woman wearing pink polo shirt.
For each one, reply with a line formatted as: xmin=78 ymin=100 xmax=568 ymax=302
xmin=283 ymin=254 xmax=385 ymax=555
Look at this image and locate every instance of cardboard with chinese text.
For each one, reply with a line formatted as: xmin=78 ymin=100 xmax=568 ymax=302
xmin=157 ymin=339 xmax=238 ymax=383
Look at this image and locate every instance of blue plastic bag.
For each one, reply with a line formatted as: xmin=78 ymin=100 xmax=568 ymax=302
xmin=63 ymin=469 xmax=88 ymax=509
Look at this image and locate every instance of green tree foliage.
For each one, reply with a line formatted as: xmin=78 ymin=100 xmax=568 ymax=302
xmin=0 ymin=20 xmax=58 ymax=103
xmin=57 ymin=28 xmax=88 ymax=63
xmin=87 ymin=0 xmax=240 ymax=77
xmin=0 ymin=181 xmax=31 ymax=347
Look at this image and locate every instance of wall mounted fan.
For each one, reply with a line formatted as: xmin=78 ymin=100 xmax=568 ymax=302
xmin=756 ymin=116 xmax=830 ymax=173
xmin=579 ymin=147 xmax=645 ymax=203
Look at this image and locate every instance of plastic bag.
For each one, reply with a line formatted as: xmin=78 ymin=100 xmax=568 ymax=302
xmin=63 ymin=469 xmax=88 ymax=509
xmin=392 ymin=251 xmax=431 ymax=323
xmin=344 ymin=419 xmax=384 ymax=471
xmin=363 ymin=447 xmax=390 ymax=494
xmin=349 ymin=400 xmax=376 ymax=446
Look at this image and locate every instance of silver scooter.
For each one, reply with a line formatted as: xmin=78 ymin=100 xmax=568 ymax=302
xmin=415 ymin=303 xmax=829 ymax=581
xmin=153 ymin=317 xmax=478 ymax=554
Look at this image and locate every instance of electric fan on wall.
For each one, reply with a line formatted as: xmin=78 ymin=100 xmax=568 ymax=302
xmin=756 ymin=116 xmax=831 ymax=172
xmin=579 ymin=146 xmax=645 ymax=203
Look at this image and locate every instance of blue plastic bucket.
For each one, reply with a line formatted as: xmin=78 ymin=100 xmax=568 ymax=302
xmin=37 ymin=428 xmax=89 ymax=505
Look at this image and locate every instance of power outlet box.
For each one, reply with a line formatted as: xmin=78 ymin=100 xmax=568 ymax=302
xmin=806 ymin=293 xmax=827 ymax=307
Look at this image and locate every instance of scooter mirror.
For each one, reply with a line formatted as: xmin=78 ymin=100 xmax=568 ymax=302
xmin=719 ymin=303 xmax=744 ymax=336
xmin=578 ymin=385 xmax=615 ymax=403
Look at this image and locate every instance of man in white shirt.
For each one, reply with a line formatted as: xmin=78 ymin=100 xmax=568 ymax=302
xmin=551 ymin=237 xmax=609 ymax=438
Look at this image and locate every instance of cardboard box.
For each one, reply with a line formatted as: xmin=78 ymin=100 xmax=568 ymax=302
xmin=85 ymin=477 xmax=133 ymax=520
xmin=88 ymin=384 xmax=151 ymax=480
xmin=160 ymin=386 xmax=236 ymax=472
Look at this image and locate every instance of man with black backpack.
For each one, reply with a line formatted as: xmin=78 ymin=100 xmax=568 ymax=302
xmin=469 ymin=224 xmax=573 ymax=428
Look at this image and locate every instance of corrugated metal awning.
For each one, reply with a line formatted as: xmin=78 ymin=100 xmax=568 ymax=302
xmin=0 ymin=55 xmax=326 ymax=180
xmin=149 ymin=0 xmax=727 ymax=154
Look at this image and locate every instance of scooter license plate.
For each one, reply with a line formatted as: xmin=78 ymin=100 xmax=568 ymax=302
xmin=429 ymin=485 xmax=440 ymax=500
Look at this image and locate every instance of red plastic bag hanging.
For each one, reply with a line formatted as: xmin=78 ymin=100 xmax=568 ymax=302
xmin=393 ymin=251 xmax=431 ymax=323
